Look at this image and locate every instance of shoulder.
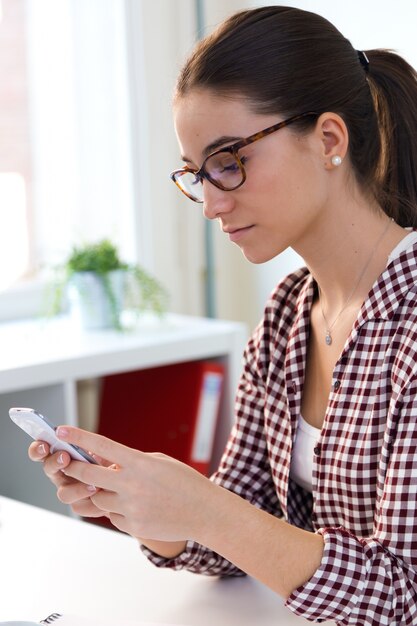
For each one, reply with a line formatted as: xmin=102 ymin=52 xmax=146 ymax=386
xmin=243 ymin=266 xmax=311 ymax=371
xmin=380 ymin=242 xmax=417 ymax=326
xmin=264 ymin=266 xmax=312 ymax=322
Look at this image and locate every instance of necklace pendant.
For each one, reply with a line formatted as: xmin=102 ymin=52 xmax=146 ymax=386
xmin=325 ymin=331 xmax=332 ymax=346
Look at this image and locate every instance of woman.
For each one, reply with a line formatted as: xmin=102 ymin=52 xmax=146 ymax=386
xmin=30 ymin=6 xmax=417 ymax=625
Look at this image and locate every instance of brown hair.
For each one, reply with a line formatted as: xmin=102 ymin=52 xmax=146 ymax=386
xmin=176 ymin=6 xmax=417 ymax=227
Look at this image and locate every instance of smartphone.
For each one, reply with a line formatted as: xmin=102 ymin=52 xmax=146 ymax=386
xmin=9 ymin=407 xmax=97 ymax=464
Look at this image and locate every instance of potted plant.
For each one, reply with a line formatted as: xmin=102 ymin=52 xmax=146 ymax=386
xmin=47 ymin=239 xmax=168 ymax=330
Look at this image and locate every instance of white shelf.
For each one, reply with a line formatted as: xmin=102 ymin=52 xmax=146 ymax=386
xmin=0 ymin=313 xmax=246 ymax=391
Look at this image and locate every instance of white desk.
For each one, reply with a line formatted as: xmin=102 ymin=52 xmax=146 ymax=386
xmin=0 ymin=496 xmax=335 ymax=626
xmin=0 ymin=314 xmax=247 ymax=513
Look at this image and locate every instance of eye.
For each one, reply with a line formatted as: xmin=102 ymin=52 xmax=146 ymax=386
xmin=208 ymin=153 xmax=245 ymax=174
xmin=215 ymin=154 xmax=237 ymax=171
xmin=223 ymin=155 xmax=248 ymax=173
xmin=223 ymin=161 xmax=240 ymax=172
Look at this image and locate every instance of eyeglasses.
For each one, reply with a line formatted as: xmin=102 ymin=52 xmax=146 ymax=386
xmin=170 ymin=111 xmax=318 ymax=203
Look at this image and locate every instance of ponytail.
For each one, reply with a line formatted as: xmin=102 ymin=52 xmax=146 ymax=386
xmin=365 ymin=49 xmax=417 ymax=227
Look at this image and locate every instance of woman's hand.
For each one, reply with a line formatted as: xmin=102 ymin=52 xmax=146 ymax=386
xmin=28 ymin=440 xmax=110 ymax=519
xmin=36 ymin=426 xmax=215 ymax=543
xmin=29 ymin=426 xmax=325 ymax=595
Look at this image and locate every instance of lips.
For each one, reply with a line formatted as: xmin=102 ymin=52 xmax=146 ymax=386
xmin=223 ymin=225 xmax=254 ymax=243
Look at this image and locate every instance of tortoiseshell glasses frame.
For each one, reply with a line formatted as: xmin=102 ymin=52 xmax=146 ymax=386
xmin=170 ymin=111 xmax=318 ymax=203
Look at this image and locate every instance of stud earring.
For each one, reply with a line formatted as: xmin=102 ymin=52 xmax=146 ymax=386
xmin=331 ymin=155 xmax=343 ymax=167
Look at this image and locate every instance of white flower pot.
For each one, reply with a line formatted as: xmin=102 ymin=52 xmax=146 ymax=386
xmin=68 ymin=270 xmax=126 ymax=330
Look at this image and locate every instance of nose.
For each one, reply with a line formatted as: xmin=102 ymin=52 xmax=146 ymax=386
xmin=202 ymin=183 xmax=235 ymax=220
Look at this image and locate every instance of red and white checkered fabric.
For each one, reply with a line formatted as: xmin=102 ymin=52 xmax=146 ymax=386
xmin=143 ymin=244 xmax=417 ymax=625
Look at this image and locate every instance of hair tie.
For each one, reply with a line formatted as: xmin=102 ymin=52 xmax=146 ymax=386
xmin=357 ymin=50 xmax=370 ymax=72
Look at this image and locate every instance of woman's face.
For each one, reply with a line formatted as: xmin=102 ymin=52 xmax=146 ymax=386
xmin=173 ymin=90 xmax=331 ymax=264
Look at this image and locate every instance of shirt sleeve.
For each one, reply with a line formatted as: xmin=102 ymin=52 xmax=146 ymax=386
xmin=141 ymin=320 xmax=283 ymax=576
xmin=286 ymin=374 xmax=417 ymax=625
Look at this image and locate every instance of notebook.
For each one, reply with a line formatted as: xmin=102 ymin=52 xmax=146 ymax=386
xmin=40 ymin=615 xmax=184 ymax=626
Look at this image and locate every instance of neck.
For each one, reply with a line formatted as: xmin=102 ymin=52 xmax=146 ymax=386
xmin=296 ymin=205 xmax=407 ymax=315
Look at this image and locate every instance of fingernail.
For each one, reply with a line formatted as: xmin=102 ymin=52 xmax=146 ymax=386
xmin=87 ymin=485 xmax=97 ymax=493
xmin=57 ymin=453 xmax=65 ymax=465
xmin=38 ymin=443 xmax=46 ymax=455
xmin=56 ymin=427 xmax=69 ymax=439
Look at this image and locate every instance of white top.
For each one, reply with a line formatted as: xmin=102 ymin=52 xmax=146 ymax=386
xmin=388 ymin=229 xmax=417 ymax=261
xmin=290 ymin=415 xmax=320 ymax=492
xmin=290 ymin=230 xmax=417 ymax=493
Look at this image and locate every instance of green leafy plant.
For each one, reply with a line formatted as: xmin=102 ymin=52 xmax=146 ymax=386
xmin=64 ymin=239 xmax=129 ymax=274
xmin=46 ymin=239 xmax=168 ymax=330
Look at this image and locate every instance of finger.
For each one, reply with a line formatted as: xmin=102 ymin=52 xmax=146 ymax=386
xmin=42 ymin=450 xmax=72 ymax=480
xmin=28 ymin=440 xmax=50 ymax=461
xmin=56 ymin=426 xmax=134 ymax=466
xmin=91 ymin=453 xmax=113 ymax=467
xmin=57 ymin=481 xmax=98 ymax=505
xmin=90 ymin=489 xmax=119 ymax=513
xmin=62 ymin=459 xmax=121 ymax=491
xmin=108 ymin=512 xmax=129 ymax=534
xmin=71 ymin=498 xmax=109 ymax=519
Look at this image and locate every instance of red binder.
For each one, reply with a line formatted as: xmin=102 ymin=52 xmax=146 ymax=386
xmin=97 ymin=360 xmax=224 ymax=475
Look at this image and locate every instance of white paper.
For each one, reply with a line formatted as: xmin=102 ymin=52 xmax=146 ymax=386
xmin=40 ymin=616 xmax=184 ymax=626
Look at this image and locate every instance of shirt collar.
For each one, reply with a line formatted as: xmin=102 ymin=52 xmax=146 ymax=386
xmin=303 ymin=242 xmax=417 ymax=329
xmin=356 ymin=242 xmax=417 ymax=324
xmin=286 ymin=243 xmax=417 ymax=371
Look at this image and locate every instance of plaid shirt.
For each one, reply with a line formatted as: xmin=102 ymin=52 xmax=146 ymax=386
xmin=143 ymin=243 xmax=417 ymax=626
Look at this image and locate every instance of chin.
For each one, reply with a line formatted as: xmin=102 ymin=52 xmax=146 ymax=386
xmin=240 ymin=247 xmax=279 ymax=265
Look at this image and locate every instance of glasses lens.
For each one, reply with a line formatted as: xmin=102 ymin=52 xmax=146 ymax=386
xmin=205 ymin=151 xmax=243 ymax=190
xmin=174 ymin=170 xmax=203 ymax=202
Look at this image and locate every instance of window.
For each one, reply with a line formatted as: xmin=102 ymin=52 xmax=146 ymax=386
xmin=0 ymin=0 xmax=32 ymax=288
xmin=0 ymin=173 xmax=29 ymax=289
xmin=0 ymin=0 xmax=139 ymax=320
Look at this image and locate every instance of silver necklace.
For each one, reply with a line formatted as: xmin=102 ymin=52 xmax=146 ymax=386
xmin=319 ymin=218 xmax=393 ymax=346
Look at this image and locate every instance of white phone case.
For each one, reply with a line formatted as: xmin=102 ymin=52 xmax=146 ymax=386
xmin=9 ymin=407 xmax=97 ymax=463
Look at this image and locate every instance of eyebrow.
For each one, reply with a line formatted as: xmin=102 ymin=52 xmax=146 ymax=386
xmin=181 ymin=134 xmax=243 ymax=164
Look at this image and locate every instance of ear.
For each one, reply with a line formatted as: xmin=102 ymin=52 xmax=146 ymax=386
xmin=314 ymin=113 xmax=349 ymax=169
